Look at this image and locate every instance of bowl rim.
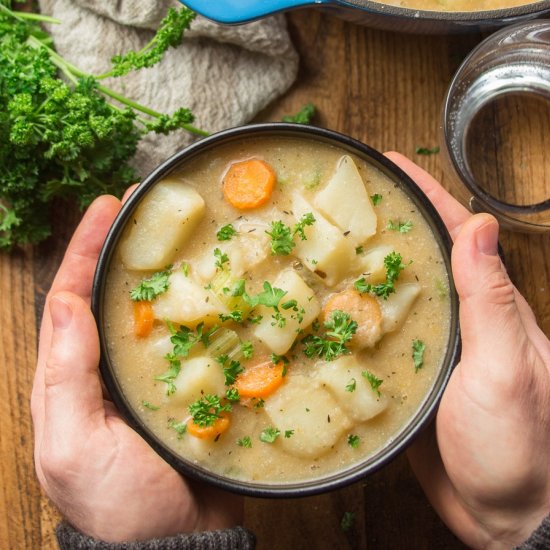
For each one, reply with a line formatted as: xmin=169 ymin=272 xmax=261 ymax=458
xmin=92 ymin=123 xmax=461 ymax=498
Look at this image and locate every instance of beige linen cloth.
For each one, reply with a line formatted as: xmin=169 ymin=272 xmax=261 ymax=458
xmin=38 ymin=0 xmax=299 ymax=175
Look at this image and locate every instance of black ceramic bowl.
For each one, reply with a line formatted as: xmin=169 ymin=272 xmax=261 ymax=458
xmin=92 ymin=123 xmax=460 ymax=497
xmin=181 ymin=0 xmax=550 ymax=34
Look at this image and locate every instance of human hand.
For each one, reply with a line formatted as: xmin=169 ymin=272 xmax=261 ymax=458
xmin=31 ymin=194 xmax=243 ymax=543
xmin=386 ymin=153 xmax=550 ymax=549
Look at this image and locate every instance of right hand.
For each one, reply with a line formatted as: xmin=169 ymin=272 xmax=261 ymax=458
xmin=387 ymin=153 xmax=550 ymax=549
xmin=31 ymin=194 xmax=243 ymax=543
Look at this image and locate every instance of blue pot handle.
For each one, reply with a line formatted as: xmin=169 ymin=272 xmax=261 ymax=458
xmin=180 ymin=0 xmax=331 ymax=24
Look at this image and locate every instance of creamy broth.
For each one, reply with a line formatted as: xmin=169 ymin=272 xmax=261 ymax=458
xmin=103 ymin=137 xmax=451 ymax=484
xmin=375 ymin=0 xmax=540 ymax=11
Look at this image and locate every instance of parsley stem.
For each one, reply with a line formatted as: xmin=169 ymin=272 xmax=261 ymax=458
xmin=0 ymin=4 xmax=61 ymax=24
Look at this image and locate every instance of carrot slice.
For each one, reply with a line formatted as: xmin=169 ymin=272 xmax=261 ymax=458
xmin=222 ymin=159 xmax=276 ymax=209
xmin=187 ymin=412 xmax=230 ymax=440
xmin=234 ymin=360 xmax=285 ymax=399
xmin=133 ymin=300 xmax=154 ymax=338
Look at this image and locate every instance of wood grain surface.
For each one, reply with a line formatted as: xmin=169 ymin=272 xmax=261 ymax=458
xmin=1 ymin=8 xmax=549 ymax=549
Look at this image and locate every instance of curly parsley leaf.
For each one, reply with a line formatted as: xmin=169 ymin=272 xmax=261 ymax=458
xmin=362 ymin=370 xmax=383 ymax=397
xmin=370 ymin=193 xmax=382 ymax=205
xmin=130 ymin=266 xmax=172 ymax=301
xmin=354 ymin=251 xmax=408 ymax=300
xmin=168 ymin=418 xmax=187 ymax=438
xmin=214 ymin=248 xmax=230 ymax=269
xmin=412 ymin=339 xmax=426 ymax=372
xmin=154 ymin=356 xmax=181 ymax=396
xmin=293 ymin=213 xmax=316 ymax=241
xmin=188 ymin=394 xmax=231 ymax=427
xmin=237 ymin=436 xmax=252 ymax=448
xmin=260 ymin=426 xmax=281 ymax=443
xmin=387 ymin=219 xmax=413 ymax=233
xmin=347 ymin=434 xmax=361 ymax=448
xmin=266 ymin=220 xmax=295 ymax=255
xmin=217 ymin=223 xmax=237 ymax=241
xmin=243 ymin=281 xmax=287 ymax=310
xmin=302 ymin=310 xmax=357 ymax=361
xmin=223 ymin=360 xmax=244 ymax=386
xmin=415 ymin=146 xmax=440 ymax=155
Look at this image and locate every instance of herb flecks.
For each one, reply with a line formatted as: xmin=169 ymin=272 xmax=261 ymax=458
xmin=362 ymin=370 xmax=383 ymax=397
xmin=188 ymin=394 xmax=231 ymax=427
xmin=387 ymin=219 xmax=413 ymax=233
xmin=130 ymin=266 xmax=172 ymax=301
xmin=217 ymin=223 xmax=237 ymax=241
xmin=354 ymin=251 xmax=408 ymax=300
xmin=412 ymin=339 xmax=426 ymax=372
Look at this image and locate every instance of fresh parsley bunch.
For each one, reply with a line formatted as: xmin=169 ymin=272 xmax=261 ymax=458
xmin=0 ymin=4 xmax=206 ymax=250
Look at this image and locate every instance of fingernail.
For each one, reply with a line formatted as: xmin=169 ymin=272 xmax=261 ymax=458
xmin=475 ymin=218 xmax=499 ymax=256
xmin=50 ymin=296 xmax=73 ymax=330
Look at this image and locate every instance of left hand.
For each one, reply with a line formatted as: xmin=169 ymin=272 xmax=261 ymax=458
xmin=31 ymin=194 xmax=243 ymax=543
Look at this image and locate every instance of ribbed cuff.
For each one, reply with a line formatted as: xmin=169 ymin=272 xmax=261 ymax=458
xmin=516 ymin=515 xmax=550 ymax=550
xmin=55 ymin=521 xmax=256 ymax=550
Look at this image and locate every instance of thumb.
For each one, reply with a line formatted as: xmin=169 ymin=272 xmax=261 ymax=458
xmin=451 ymin=213 xmax=528 ymax=387
xmin=43 ymin=291 xmax=105 ymax=444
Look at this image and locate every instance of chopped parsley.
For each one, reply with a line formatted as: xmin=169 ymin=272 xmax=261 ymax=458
xmin=266 ymin=220 xmax=295 ymax=255
xmin=130 ymin=266 xmax=172 ymax=301
xmin=281 ymin=102 xmax=315 ymax=124
xmin=219 ymin=310 xmax=244 ymax=323
xmin=214 ymin=248 xmax=230 ymax=269
xmin=216 ymin=223 xmax=237 ymax=241
xmin=387 ymin=219 xmax=413 ymax=233
xmin=355 ymin=245 xmax=364 ymax=255
xmin=168 ymin=419 xmax=187 ymax=439
xmin=188 ymin=394 xmax=231 ymax=427
xmin=345 ymin=378 xmax=357 ymax=392
xmin=247 ymin=314 xmax=263 ymax=324
xmin=241 ymin=340 xmax=254 ymax=359
xmin=293 ymin=213 xmax=316 ymax=241
xmin=225 ymin=387 xmax=240 ymax=402
xmin=244 ymin=281 xmax=287 ymax=310
xmin=170 ymin=322 xmax=215 ymax=358
xmin=412 ymin=339 xmax=426 ymax=372
xmin=362 ymin=370 xmax=383 ymax=397
xmin=281 ymin=299 xmax=298 ymax=310
xmin=415 ymin=146 xmax=440 ymax=155
xmin=154 ymin=356 xmax=181 ymax=396
xmin=223 ymin=360 xmax=244 ymax=386
xmin=370 ymin=193 xmax=383 ymax=205
xmin=224 ymin=279 xmax=246 ymax=297
xmin=347 ymin=434 xmax=360 ymax=448
xmin=284 ymin=430 xmax=294 ymax=438
xmin=341 ymin=511 xmax=356 ymax=532
xmin=142 ymin=400 xmax=160 ymax=411
xmin=271 ymin=310 xmax=286 ymax=328
xmin=354 ymin=251 xmax=407 ymax=300
xmin=237 ymin=436 xmax=252 ymax=448
xmin=181 ymin=262 xmax=190 ymax=277
xmin=260 ymin=426 xmax=281 ymax=443
xmin=302 ymin=310 xmax=357 ymax=361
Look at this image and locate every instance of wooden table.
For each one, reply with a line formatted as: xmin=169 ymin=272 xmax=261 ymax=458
xmin=1 ymin=9 xmax=549 ymax=549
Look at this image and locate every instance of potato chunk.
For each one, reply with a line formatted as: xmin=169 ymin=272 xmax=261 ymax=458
xmin=153 ymin=271 xmax=227 ymax=327
xmin=253 ymin=269 xmax=320 ymax=355
xmin=169 ymin=356 xmax=226 ymax=408
xmin=263 ymin=375 xmax=352 ymax=458
xmin=315 ymin=356 xmax=387 ymax=422
xmin=120 ymin=180 xmax=205 ymax=270
xmin=291 ymin=192 xmax=355 ymax=286
xmin=380 ymin=283 xmax=421 ymax=333
xmin=314 ymin=155 xmax=377 ymax=246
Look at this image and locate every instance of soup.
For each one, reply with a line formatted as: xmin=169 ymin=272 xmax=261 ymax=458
xmin=102 ymin=136 xmax=451 ymax=485
xmin=374 ymin=0 xmax=540 ymax=11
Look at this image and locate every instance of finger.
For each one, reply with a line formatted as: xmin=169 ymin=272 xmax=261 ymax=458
xmin=41 ymin=292 xmax=104 ymax=463
xmin=122 ymin=184 xmax=139 ymax=204
xmin=384 ymin=152 xmax=470 ymax=240
xmin=32 ymin=195 xmax=121 ymax=474
xmin=451 ymin=214 xmax=535 ymax=386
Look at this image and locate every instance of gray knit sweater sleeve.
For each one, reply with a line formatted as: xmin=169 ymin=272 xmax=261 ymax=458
xmin=55 ymin=522 xmax=256 ymax=550
xmin=516 ymin=515 xmax=550 ymax=550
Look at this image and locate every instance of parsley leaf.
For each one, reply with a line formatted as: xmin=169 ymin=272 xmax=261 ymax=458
xmin=217 ymin=223 xmax=237 ymax=241
xmin=142 ymin=400 xmax=160 ymax=411
xmin=225 ymin=387 xmax=240 ymax=402
xmin=362 ymin=370 xmax=383 ymax=397
xmin=293 ymin=213 xmax=316 ymax=241
xmin=237 ymin=436 xmax=252 ymax=448
xmin=241 ymin=341 xmax=254 ymax=359
xmin=302 ymin=310 xmax=357 ymax=361
xmin=243 ymin=281 xmax=287 ymax=310
xmin=188 ymin=394 xmax=231 ymax=427
xmin=223 ymin=360 xmax=244 ymax=386
xmin=387 ymin=219 xmax=413 ymax=233
xmin=370 ymin=193 xmax=382 ymax=205
xmin=284 ymin=430 xmax=294 ymax=438
xmin=266 ymin=221 xmax=295 ymax=255
xmin=168 ymin=418 xmax=187 ymax=439
xmin=260 ymin=426 xmax=281 ymax=443
xmin=348 ymin=434 xmax=360 ymax=448
xmin=214 ymin=248 xmax=230 ymax=269
xmin=130 ymin=266 xmax=172 ymax=301
xmin=341 ymin=511 xmax=356 ymax=532
xmin=354 ymin=251 xmax=407 ymax=300
xmin=412 ymin=339 xmax=426 ymax=372
xmin=281 ymin=102 xmax=315 ymax=124
xmin=219 ymin=310 xmax=244 ymax=323
xmin=345 ymin=378 xmax=357 ymax=392
xmin=415 ymin=146 xmax=440 ymax=155
xmin=154 ymin=356 xmax=181 ymax=396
